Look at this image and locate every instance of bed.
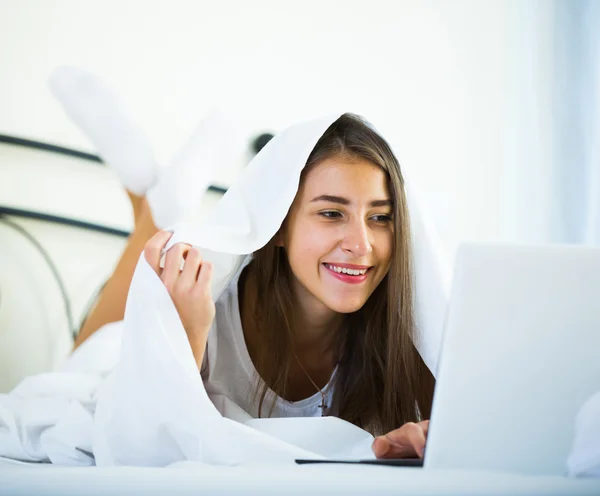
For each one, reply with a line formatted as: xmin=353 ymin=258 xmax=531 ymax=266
xmin=1 ymin=457 xmax=599 ymax=496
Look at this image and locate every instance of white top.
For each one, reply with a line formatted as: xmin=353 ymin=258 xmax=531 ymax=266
xmin=201 ymin=259 xmax=336 ymax=422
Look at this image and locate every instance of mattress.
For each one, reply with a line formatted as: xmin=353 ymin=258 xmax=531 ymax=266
xmin=1 ymin=457 xmax=599 ymax=496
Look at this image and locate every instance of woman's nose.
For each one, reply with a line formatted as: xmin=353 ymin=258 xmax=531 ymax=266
xmin=341 ymin=220 xmax=372 ymax=257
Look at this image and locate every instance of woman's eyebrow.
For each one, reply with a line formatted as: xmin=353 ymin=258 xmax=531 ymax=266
xmin=370 ymin=199 xmax=393 ymax=207
xmin=310 ymin=194 xmax=350 ymax=205
xmin=310 ymin=195 xmax=392 ymax=207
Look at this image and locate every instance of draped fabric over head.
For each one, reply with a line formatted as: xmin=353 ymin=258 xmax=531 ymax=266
xmin=166 ymin=113 xmax=450 ymax=371
xmin=91 ymin=113 xmax=451 ymax=466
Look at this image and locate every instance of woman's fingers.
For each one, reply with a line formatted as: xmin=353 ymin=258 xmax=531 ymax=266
xmin=142 ymin=235 xmax=214 ymax=369
xmin=193 ymin=261 xmax=213 ymax=297
xmin=161 ymin=242 xmax=191 ymax=291
xmin=177 ymin=247 xmax=203 ymax=292
xmin=372 ymin=421 xmax=428 ymax=459
xmin=371 ymin=436 xmax=394 ymax=458
xmin=144 ymin=230 xmax=173 ymax=274
xmin=404 ymin=422 xmax=427 ymax=458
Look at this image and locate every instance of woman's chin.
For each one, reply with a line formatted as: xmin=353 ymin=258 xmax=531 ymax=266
xmin=325 ymin=297 xmax=367 ymax=314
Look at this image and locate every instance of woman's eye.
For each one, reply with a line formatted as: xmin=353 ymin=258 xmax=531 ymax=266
xmin=371 ymin=214 xmax=392 ymax=223
xmin=319 ymin=211 xmax=343 ymax=219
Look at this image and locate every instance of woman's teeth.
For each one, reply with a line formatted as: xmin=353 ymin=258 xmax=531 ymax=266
xmin=326 ymin=264 xmax=368 ymax=276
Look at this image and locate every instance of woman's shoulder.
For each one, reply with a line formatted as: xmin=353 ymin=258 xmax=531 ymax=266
xmin=204 ymin=255 xmax=255 ymax=383
xmin=213 ymin=254 xmax=253 ymax=334
xmin=215 ymin=255 xmax=251 ymax=305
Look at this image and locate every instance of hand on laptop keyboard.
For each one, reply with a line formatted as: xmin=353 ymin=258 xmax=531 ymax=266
xmin=372 ymin=420 xmax=429 ymax=459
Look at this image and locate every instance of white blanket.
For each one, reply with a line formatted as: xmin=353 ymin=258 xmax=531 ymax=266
xmin=568 ymin=391 xmax=600 ymax=478
xmin=0 ymin=113 xmax=450 ymax=467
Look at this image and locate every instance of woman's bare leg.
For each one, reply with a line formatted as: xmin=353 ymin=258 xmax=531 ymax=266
xmin=128 ymin=191 xmax=145 ymax=229
xmin=74 ymin=193 xmax=158 ymax=349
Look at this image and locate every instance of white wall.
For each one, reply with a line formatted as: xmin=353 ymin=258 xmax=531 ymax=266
xmin=0 ymin=0 xmax=532 ymax=389
xmin=0 ymin=0 xmax=516 ymax=256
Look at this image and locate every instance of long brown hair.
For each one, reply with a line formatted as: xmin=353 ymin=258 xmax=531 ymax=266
xmin=249 ymin=113 xmax=435 ymax=435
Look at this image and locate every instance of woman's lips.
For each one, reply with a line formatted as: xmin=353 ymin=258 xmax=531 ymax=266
xmin=322 ymin=263 xmax=372 ymax=284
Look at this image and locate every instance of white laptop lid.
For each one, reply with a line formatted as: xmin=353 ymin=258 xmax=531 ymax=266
xmin=425 ymin=244 xmax=600 ymax=476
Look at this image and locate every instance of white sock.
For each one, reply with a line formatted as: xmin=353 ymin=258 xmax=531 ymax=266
xmin=49 ymin=66 xmax=159 ymax=196
xmin=147 ymin=109 xmax=243 ymax=229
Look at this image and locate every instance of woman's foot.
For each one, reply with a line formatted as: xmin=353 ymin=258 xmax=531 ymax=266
xmin=50 ymin=66 xmax=246 ymax=230
xmin=49 ymin=66 xmax=159 ymax=196
xmin=146 ymin=109 xmax=242 ymax=229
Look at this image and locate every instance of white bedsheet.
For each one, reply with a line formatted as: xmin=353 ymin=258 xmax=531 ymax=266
xmin=0 ymin=270 xmax=377 ymax=467
xmin=568 ymin=391 xmax=600 ymax=477
xmin=1 ymin=458 xmax=599 ymax=496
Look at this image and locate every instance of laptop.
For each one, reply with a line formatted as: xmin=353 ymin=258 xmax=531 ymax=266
xmin=298 ymin=243 xmax=600 ymax=476
xmin=424 ymin=243 xmax=600 ymax=476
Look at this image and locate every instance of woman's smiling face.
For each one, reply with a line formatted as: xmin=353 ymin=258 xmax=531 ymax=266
xmin=279 ymin=154 xmax=394 ymax=317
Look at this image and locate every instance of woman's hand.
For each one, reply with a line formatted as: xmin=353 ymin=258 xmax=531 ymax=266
xmin=372 ymin=420 xmax=429 ymax=459
xmin=144 ymin=230 xmax=215 ymax=368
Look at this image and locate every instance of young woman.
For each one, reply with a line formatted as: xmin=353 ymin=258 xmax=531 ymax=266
xmin=45 ymin=67 xmax=444 ymax=462
xmin=71 ymin=115 xmax=435 ymax=463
